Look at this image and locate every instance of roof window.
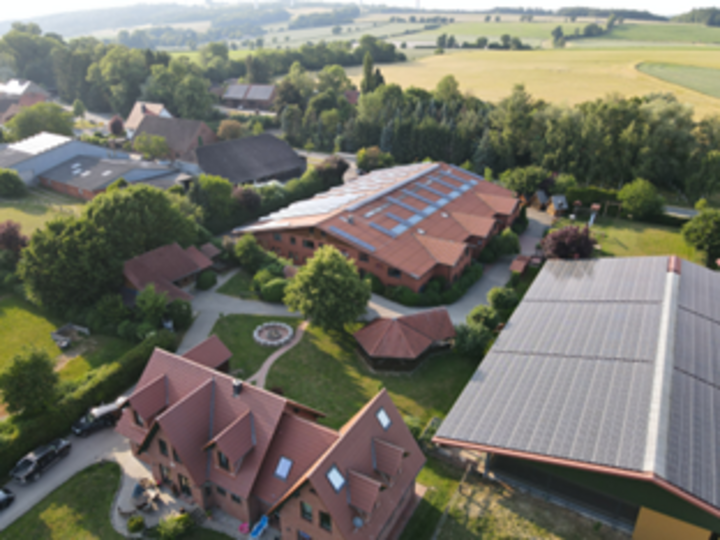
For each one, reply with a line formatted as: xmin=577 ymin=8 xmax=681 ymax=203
xmin=275 ymin=456 xmax=293 ymax=480
xmin=376 ymin=407 xmax=391 ymax=430
xmin=326 ymin=465 xmax=345 ymax=492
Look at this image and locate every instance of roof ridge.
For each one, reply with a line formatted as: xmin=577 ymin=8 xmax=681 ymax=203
xmin=156 ymin=377 xmax=214 ymax=423
xmin=205 ymin=408 xmax=251 ymax=447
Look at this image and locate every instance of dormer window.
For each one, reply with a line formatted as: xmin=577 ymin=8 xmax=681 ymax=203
xmin=275 ymin=456 xmax=293 ymax=480
xmin=376 ymin=407 xmax=391 ymax=430
xmin=218 ymin=451 xmax=230 ymax=471
xmin=326 ymin=465 xmax=345 ymax=492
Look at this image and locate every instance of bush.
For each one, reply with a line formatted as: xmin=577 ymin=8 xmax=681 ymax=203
xmin=511 ymin=206 xmax=529 ymax=234
xmin=261 ymin=278 xmax=288 ymax=303
xmin=167 ymin=300 xmax=193 ymax=331
xmin=235 ymin=234 xmax=268 ymax=273
xmin=565 ymin=186 xmax=618 ymax=208
xmin=128 ymin=515 xmax=145 ymax=533
xmin=404 ymin=415 xmax=424 ymax=440
xmin=196 ymin=270 xmax=217 ymax=291
xmin=454 ymin=323 xmax=492 ymax=358
xmin=0 ymin=169 xmax=27 ymax=198
xmin=487 ymin=286 xmax=519 ymax=321
xmin=92 ymin=294 xmax=129 ymax=335
xmin=251 ymin=268 xmax=276 ymax=291
xmin=0 ymin=331 xmax=177 ymax=478
xmin=157 ymin=513 xmax=193 ymax=540
xmin=467 ymin=304 xmax=500 ymax=330
xmin=366 ymin=273 xmax=385 ymax=294
xmin=117 ymin=320 xmax=139 ymax=342
xmin=541 ymin=225 xmax=595 ymax=259
xmin=618 ymin=178 xmax=664 ymax=220
xmin=550 ymin=173 xmax=578 ymax=195
xmin=478 ymin=245 xmax=498 ymax=264
xmin=356 ymin=146 xmax=394 ymax=172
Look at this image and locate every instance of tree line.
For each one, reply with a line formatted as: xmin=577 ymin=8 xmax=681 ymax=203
xmin=673 ymin=8 xmax=720 ymax=26
xmin=289 ymin=6 xmax=360 ymax=30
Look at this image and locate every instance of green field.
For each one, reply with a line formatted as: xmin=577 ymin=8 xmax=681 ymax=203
xmin=266 ymin=324 xmax=478 ymax=430
xmin=638 ymin=62 xmax=720 ymax=100
xmin=0 ymin=188 xmax=83 ymax=234
xmin=351 ymin=48 xmax=720 ymax=118
xmin=602 ymin=22 xmax=720 ymax=44
xmin=407 ymin=21 xmax=585 ymax=46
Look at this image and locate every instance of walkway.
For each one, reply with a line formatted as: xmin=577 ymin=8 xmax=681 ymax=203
xmin=247 ymin=321 xmax=308 ymax=388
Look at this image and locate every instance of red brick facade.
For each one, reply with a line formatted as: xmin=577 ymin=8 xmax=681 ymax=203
xmin=39 ymin=176 xmax=99 ymax=200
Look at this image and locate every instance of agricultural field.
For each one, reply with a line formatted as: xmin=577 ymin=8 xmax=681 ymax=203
xmin=0 ymin=188 xmax=83 ymax=235
xmin=638 ymin=62 xmax=720 ymax=100
xmin=599 ymin=22 xmax=720 ymax=44
xmin=349 ymin=48 xmax=720 ymax=118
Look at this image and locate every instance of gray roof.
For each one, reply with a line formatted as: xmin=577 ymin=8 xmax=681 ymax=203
xmin=551 ymin=194 xmax=568 ymax=210
xmin=42 ymin=156 xmax=170 ymax=192
xmin=0 ymin=147 xmax=31 ymax=169
xmin=196 ymin=134 xmax=305 ymax=185
xmin=437 ymin=256 xmax=720 ymax=515
xmin=223 ymin=84 xmax=249 ymax=100
xmin=222 ymin=84 xmax=275 ymax=101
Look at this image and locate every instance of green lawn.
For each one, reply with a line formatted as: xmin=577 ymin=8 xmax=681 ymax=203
xmin=602 ymin=22 xmax=720 ymax=44
xmin=216 ymin=270 xmax=258 ymax=300
xmin=266 ymin=324 xmax=478 ymax=430
xmin=555 ymin=216 xmax=701 ymax=263
xmin=0 ymin=462 xmax=231 ymax=540
xmin=0 ymin=188 xmax=84 ymax=235
xmin=58 ymin=336 xmax=136 ymax=382
xmin=0 ymin=296 xmax=63 ymax=373
xmin=210 ymin=314 xmax=302 ymax=378
xmin=638 ymin=62 xmax=720 ymax=99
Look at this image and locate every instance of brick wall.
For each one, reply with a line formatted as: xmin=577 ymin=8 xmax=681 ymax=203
xmin=39 ymin=176 xmax=97 ymax=200
xmin=278 ymin=482 xmax=344 ymax=540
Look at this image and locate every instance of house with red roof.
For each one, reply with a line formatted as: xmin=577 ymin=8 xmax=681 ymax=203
xmin=237 ymin=163 xmax=520 ymax=293
xmin=116 ymin=344 xmax=425 ymax=539
xmin=354 ymin=309 xmax=456 ymax=370
xmin=123 ymin=243 xmax=213 ymax=302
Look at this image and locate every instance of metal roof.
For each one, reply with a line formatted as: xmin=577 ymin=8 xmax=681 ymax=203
xmin=9 ymin=132 xmax=71 ymax=155
xmin=436 ymin=256 xmax=720 ymax=518
xmin=42 ymin=156 xmax=171 ymax=191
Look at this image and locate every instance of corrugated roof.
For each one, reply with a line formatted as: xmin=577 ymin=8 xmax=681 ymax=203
xmin=41 ymin=156 xmax=172 ymax=192
xmin=245 ymin=85 xmax=275 ymax=100
xmin=222 ymin=84 xmax=249 ymax=100
xmin=9 ymin=131 xmax=70 ymax=155
xmin=436 ymin=256 xmax=720 ymax=519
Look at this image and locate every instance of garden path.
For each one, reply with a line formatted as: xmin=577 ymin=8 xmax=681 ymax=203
xmin=246 ymin=320 xmax=309 ymax=388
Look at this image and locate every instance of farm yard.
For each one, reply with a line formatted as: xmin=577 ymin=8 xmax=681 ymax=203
xmin=347 ymin=48 xmax=720 ymax=118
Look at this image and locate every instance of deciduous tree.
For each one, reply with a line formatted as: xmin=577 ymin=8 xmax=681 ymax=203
xmin=618 ymin=178 xmax=664 ymax=220
xmin=0 ymin=169 xmax=27 ymax=197
xmin=284 ymin=245 xmax=370 ymax=331
xmin=541 ymin=225 xmax=595 ymax=260
xmin=4 ymin=102 xmax=73 ymax=141
xmin=0 ymin=349 xmax=58 ymax=416
xmin=682 ymin=209 xmax=720 ymax=268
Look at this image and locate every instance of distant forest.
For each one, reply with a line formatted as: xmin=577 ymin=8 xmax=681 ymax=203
xmin=674 ymin=8 xmax=720 ymax=26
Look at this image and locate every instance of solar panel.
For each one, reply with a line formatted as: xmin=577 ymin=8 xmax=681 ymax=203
xmin=327 ymin=226 xmax=376 ymax=253
xmin=401 ymin=189 xmax=438 ymax=207
xmin=417 ymin=183 xmax=454 ymax=200
xmin=369 ymin=222 xmax=398 ymax=238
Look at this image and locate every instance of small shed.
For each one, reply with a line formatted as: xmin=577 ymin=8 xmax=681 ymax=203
xmin=532 ymin=190 xmax=549 ymax=210
xmin=548 ymin=194 xmax=568 ymax=216
xmin=509 ymin=255 xmax=531 ymax=275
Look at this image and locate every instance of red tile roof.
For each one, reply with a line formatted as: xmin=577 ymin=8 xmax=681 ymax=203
xmin=509 ymin=255 xmax=531 ymax=274
xmin=241 ymin=162 xmax=518 ymax=281
xmin=124 ymin=243 xmax=212 ymax=302
xmin=208 ymin=410 xmax=255 ymax=465
xmin=270 ymin=390 xmax=425 ymax=540
xmin=129 ymin=374 xmax=167 ymax=421
xmin=200 ymin=242 xmax=221 ymax=259
xmin=354 ymin=308 xmax=456 ymax=360
xmin=182 ymin=335 xmax=232 ymax=370
xmin=373 ymin=438 xmax=406 ymax=478
xmin=125 ymin=101 xmax=166 ymax=132
xmin=348 ymin=470 xmax=382 ymax=514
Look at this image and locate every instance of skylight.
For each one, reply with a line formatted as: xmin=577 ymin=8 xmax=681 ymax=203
xmin=376 ymin=408 xmax=391 ymax=430
xmin=326 ymin=465 xmax=345 ymax=492
xmin=275 ymin=456 xmax=293 ymax=480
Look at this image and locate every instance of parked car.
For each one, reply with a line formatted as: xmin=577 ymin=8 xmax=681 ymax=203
xmin=10 ymin=439 xmax=71 ymax=484
xmin=72 ymin=396 xmax=128 ymax=437
xmin=0 ymin=488 xmax=15 ymax=510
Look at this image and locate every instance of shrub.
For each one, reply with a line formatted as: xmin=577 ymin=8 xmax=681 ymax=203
xmin=487 ymin=286 xmax=519 ymax=320
xmin=496 ymin=229 xmax=520 ymax=255
xmin=565 ymin=186 xmax=618 ymax=208
xmin=92 ymin=294 xmax=129 ymax=335
xmin=167 ymin=300 xmax=193 ymax=331
xmin=356 ymin=146 xmax=394 ymax=172
xmin=157 ymin=513 xmax=193 ymax=540
xmin=128 ymin=515 xmax=145 ymax=533
xmin=541 ymin=225 xmax=595 ymax=259
xmin=467 ymin=304 xmax=500 ymax=330
xmin=478 ymin=245 xmax=498 ymax=264
xmin=261 ymin=278 xmax=288 ymax=303
xmin=404 ymin=415 xmax=424 ymax=440
xmin=117 ymin=320 xmax=139 ymax=342
xmin=0 ymin=169 xmax=27 ymax=198
xmin=511 ymin=206 xmax=529 ymax=234
xmin=136 ymin=322 xmax=156 ymax=341
xmin=252 ymin=268 xmax=276 ymax=291
xmin=366 ymin=273 xmax=385 ymax=294
xmin=235 ymin=234 xmax=267 ymax=273
xmin=550 ymin=173 xmax=578 ymax=195
xmin=196 ymin=270 xmax=217 ymax=291
xmin=618 ymin=178 xmax=664 ymax=220
xmin=454 ymin=324 xmax=492 ymax=358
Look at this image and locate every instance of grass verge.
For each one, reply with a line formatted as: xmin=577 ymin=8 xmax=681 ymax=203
xmin=211 ymin=314 xmax=302 ymax=378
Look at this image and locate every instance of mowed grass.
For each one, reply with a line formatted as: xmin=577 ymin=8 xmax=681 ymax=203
xmin=0 ymin=296 xmax=62 ymax=373
xmin=216 ymin=269 xmax=258 ymax=299
xmin=0 ymin=462 xmax=231 ymax=540
xmin=211 ymin=314 xmax=302 ymax=378
xmin=266 ymin=324 xmax=478 ymax=430
xmin=555 ymin=216 xmax=701 ymax=263
xmin=353 ymin=48 xmax=720 ymax=118
xmin=0 ymin=188 xmax=83 ymax=234
xmin=638 ymin=62 xmax=720 ymax=100
xmin=58 ymin=336 xmax=136 ymax=382
xmin=602 ymin=22 xmax=720 ymax=44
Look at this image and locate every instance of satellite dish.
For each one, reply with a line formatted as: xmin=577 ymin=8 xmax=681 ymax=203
xmin=352 ymin=517 xmax=364 ymax=529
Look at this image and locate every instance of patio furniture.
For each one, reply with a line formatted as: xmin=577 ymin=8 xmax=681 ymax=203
xmin=250 ymin=515 xmax=268 ymax=539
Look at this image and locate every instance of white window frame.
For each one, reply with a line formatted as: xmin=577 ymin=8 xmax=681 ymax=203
xmin=275 ymin=456 xmax=293 ymax=480
xmin=326 ymin=465 xmax=345 ymax=492
xmin=376 ymin=407 xmax=392 ymax=430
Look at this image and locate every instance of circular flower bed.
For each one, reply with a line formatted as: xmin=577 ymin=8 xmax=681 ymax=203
xmin=253 ymin=322 xmax=294 ymax=347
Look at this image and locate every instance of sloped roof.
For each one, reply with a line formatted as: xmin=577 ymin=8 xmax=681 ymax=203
xmin=348 ymin=470 xmax=382 ymax=514
xmin=436 ymin=256 xmax=720 ymax=520
xmin=129 ymin=374 xmax=166 ymax=421
xmin=125 ymin=101 xmax=167 ymax=132
xmin=355 ymin=308 xmax=456 ymax=360
xmin=0 ymin=79 xmax=48 ymax=97
xmin=134 ymin=115 xmax=209 ymax=158
xmin=240 ymin=163 xmax=518 ymax=280
xmin=196 ymin=134 xmax=305 ymax=185
xmin=41 ymin=156 xmax=172 ymax=192
xmin=373 ymin=438 xmax=405 ymax=478
xmin=208 ymin=410 xmax=255 ymax=465
xmin=200 ymin=242 xmax=221 ymax=259
xmin=123 ymin=243 xmax=212 ymax=302
xmin=222 ymin=84 xmax=275 ymax=101
xmin=182 ymin=335 xmax=232 ymax=370
xmin=270 ymin=390 xmax=425 ymax=540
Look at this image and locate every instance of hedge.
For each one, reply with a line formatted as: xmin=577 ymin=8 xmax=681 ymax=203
xmin=196 ymin=270 xmax=217 ymax=291
xmin=565 ymin=186 xmax=618 ymax=208
xmin=0 ymin=331 xmax=177 ymax=478
xmin=380 ymin=262 xmax=484 ymax=307
xmin=260 ymin=278 xmax=288 ymax=303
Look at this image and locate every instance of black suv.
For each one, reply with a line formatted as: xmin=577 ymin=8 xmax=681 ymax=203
xmin=72 ymin=397 xmax=127 ymax=437
xmin=10 ymin=439 xmax=71 ymax=484
xmin=0 ymin=488 xmax=14 ymax=510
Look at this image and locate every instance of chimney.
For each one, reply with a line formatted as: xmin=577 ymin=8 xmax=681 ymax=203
xmin=233 ymin=380 xmax=243 ymax=396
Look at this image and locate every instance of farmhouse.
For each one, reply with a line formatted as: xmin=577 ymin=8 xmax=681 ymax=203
xmin=238 ymin=162 xmax=520 ymax=292
xmin=115 ymin=347 xmax=425 ymax=539
xmin=123 ymin=243 xmax=213 ymax=302
xmin=435 ymin=256 xmax=720 ymax=539
xmin=196 ymin=134 xmax=306 ymax=185
xmin=132 ymin=116 xmax=216 ymax=162
xmin=124 ymin=101 xmax=173 ymax=138
xmin=221 ymin=84 xmax=276 ymax=110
